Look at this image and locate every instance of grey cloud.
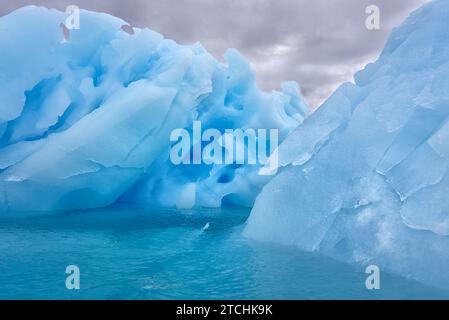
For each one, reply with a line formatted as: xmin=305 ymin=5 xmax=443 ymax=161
xmin=0 ymin=0 xmax=429 ymax=108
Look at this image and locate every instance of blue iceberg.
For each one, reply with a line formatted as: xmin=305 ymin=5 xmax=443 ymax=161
xmin=245 ymin=0 xmax=449 ymax=289
xmin=2 ymin=0 xmax=449 ymax=292
xmin=0 ymin=6 xmax=307 ymax=212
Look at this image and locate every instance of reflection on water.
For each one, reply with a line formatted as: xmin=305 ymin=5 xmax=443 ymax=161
xmin=0 ymin=206 xmax=447 ymax=299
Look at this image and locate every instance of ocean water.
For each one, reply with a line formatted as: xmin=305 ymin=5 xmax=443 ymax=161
xmin=0 ymin=206 xmax=447 ymax=300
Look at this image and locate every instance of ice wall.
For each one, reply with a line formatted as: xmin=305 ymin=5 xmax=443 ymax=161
xmin=0 ymin=6 xmax=307 ymax=212
xmin=245 ymin=0 xmax=449 ymax=289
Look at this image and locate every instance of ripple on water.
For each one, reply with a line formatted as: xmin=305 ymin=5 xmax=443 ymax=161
xmin=0 ymin=206 xmax=448 ymax=299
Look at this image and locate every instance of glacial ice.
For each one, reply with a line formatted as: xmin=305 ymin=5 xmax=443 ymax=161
xmin=3 ymin=1 xmax=447 ymax=292
xmin=0 ymin=6 xmax=307 ymax=212
xmin=245 ymin=0 xmax=449 ymax=289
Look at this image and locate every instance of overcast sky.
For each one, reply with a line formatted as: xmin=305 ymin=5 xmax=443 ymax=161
xmin=0 ymin=0 xmax=429 ymax=108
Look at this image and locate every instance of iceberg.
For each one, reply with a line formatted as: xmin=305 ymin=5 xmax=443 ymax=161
xmin=245 ymin=0 xmax=449 ymax=289
xmin=0 ymin=6 xmax=307 ymax=212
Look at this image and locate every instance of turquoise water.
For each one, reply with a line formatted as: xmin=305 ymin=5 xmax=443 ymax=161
xmin=0 ymin=207 xmax=447 ymax=300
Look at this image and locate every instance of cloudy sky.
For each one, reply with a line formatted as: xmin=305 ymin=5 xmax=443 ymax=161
xmin=0 ymin=0 xmax=429 ymax=108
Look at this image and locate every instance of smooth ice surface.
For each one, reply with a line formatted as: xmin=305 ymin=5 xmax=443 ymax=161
xmin=245 ymin=0 xmax=449 ymax=289
xmin=0 ymin=6 xmax=307 ymax=212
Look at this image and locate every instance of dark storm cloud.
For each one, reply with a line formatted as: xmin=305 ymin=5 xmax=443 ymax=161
xmin=0 ymin=0 xmax=429 ymax=108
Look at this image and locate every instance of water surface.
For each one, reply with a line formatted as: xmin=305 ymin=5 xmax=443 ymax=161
xmin=0 ymin=207 xmax=447 ymax=299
